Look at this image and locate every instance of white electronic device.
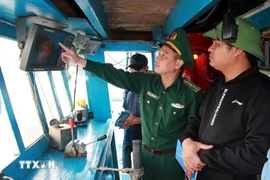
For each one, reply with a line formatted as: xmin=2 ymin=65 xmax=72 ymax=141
xmin=73 ymin=107 xmax=88 ymax=126
xmin=49 ymin=124 xmax=77 ymax=150
xmin=73 ymin=33 xmax=102 ymax=55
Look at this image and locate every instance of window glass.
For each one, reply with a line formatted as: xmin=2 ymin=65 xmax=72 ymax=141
xmin=0 ymin=90 xmax=19 ymax=171
xmin=52 ymin=71 xmax=72 ymax=116
xmin=0 ymin=37 xmax=43 ymax=148
xmin=34 ymin=72 xmax=60 ymax=124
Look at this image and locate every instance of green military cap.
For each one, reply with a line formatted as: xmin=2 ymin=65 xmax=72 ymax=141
xmin=163 ymin=28 xmax=194 ymax=68
xmin=204 ymin=18 xmax=264 ymax=61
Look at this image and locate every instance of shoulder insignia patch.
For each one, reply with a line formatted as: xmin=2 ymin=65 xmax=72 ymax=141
xmin=183 ymin=79 xmax=201 ymax=93
xmin=144 ymin=70 xmax=158 ymax=75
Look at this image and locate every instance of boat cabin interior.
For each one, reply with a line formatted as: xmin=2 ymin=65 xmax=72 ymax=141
xmin=0 ymin=0 xmax=269 ymax=179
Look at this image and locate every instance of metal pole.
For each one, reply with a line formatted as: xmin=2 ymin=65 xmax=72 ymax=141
xmin=132 ymin=140 xmax=142 ymax=169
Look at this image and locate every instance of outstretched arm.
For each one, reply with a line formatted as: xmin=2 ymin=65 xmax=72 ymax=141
xmin=59 ymin=43 xmax=143 ymax=94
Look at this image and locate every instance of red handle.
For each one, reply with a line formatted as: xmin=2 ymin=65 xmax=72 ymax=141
xmin=69 ymin=118 xmax=74 ymax=129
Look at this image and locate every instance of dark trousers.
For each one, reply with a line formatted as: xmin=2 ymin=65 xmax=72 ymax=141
xmin=122 ymin=143 xmax=132 ymax=168
xmin=142 ymin=146 xmax=185 ymax=180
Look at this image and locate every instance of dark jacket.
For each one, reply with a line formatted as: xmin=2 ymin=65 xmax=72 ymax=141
xmin=180 ymin=67 xmax=270 ymax=180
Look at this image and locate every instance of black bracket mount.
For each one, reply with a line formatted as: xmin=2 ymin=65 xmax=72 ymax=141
xmin=15 ymin=16 xmax=68 ymax=49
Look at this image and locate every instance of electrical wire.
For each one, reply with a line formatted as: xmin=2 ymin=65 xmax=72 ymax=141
xmin=196 ymin=4 xmax=219 ymax=25
xmin=261 ymin=37 xmax=265 ymax=46
xmin=105 ymin=52 xmax=128 ymax=67
xmin=112 ymin=58 xmax=127 ymax=66
xmin=0 ymin=19 xmax=15 ymax=27
xmin=72 ymin=65 xmax=79 ymax=111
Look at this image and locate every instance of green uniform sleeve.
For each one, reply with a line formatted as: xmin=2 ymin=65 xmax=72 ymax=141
xmin=83 ymin=60 xmax=142 ymax=94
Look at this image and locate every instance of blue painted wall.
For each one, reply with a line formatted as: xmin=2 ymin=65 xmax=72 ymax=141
xmin=164 ymin=0 xmax=221 ymax=35
xmin=102 ymin=41 xmax=158 ymax=52
xmin=74 ymin=0 xmax=109 ymax=39
xmin=3 ymin=135 xmax=49 ymax=179
xmin=249 ymin=7 xmax=270 ymax=29
xmin=0 ymin=0 xmax=98 ymax=41
xmin=0 ymin=22 xmax=16 ymax=40
xmin=85 ymin=51 xmax=112 ymax=121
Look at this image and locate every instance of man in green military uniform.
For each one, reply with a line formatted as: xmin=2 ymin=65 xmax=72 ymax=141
xmin=59 ymin=28 xmax=202 ymax=180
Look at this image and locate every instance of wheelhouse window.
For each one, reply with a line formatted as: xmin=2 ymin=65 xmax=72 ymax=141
xmin=34 ymin=71 xmax=60 ymax=124
xmin=51 ymin=71 xmax=72 ymax=116
xmin=0 ymin=37 xmax=44 ymax=148
xmin=0 ymin=90 xmax=19 ymax=170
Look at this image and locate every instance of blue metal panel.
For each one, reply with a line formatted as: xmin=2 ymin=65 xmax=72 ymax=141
xmin=152 ymin=26 xmax=166 ymax=42
xmin=0 ymin=21 xmax=16 ymax=40
xmin=64 ymin=18 xmax=98 ymax=36
xmin=0 ymin=0 xmax=67 ymax=24
xmin=43 ymin=0 xmax=68 ymax=19
xmin=87 ymin=99 xmax=93 ymax=112
xmin=47 ymin=71 xmax=63 ymax=119
xmin=85 ymin=51 xmax=111 ymax=121
xmin=2 ymin=135 xmax=49 ymax=180
xmin=28 ymin=72 xmax=49 ymax=133
xmin=94 ymin=126 xmax=115 ymax=180
xmin=75 ymin=0 xmax=109 ymax=38
xmin=102 ymin=41 xmax=158 ymax=52
xmin=111 ymin=132 xmax=120 ymax=179
xmin=0 ymin=67 xmax=25 ymax=153
xmin=248 ymin=7 xmax=270 ymax=29
xmin=20 ymin=120 xmax=113 ymax=180
xmin=0 ymin=17 xmax=98 ymax=44
xmin=164 ymin=0 xmax=221 ymax=35
xmin=61 ymin=70 xmax=73 ymax=111
xmin=0 ymin=89 xmax=2 ymax=114
xmin=0 ymin=1 xmax=98 ymax=40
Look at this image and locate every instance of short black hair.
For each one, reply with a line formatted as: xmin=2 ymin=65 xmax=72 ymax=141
xmin=245 ymin=51 xmax=259 ymax=67
xmin=227 ymin=44 xmax=259 ymax=67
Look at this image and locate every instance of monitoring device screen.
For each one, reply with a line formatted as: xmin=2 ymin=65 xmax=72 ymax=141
xmin=31 ymin=31 xmax=66 ymax=67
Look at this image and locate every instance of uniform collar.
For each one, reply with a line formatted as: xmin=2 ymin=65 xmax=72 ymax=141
xmin=155 ymin=75 xmax=183 ymax=91
xmin=165 ymin=76 xmax=183 ymax=91
xmin=154 ymin=75 xmax=160 ymax=82
xmin=176 ymin=76 xmax=184 ymax=90
xmin=217 ymin=66 xmax=259 ymax=83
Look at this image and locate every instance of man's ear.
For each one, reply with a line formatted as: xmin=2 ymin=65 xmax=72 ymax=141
xmin=234 ymin=47 xmax=244 ymax=58
xmin=175 ymin=59 xmax=184 ymax=70
xmin=145 ymin=66 xmax=149 ymax=71
xmin=141 ymin=66 xmax=149 ymax=72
